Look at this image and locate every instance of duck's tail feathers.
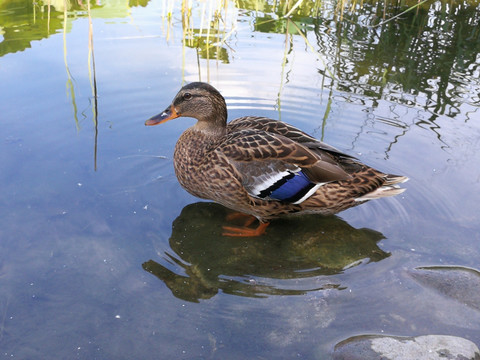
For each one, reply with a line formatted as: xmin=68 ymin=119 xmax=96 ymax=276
xmin=355 ymin=174 xmax=408 ymax=202
xmin=383 ymin=175 xmax=409 ymax=186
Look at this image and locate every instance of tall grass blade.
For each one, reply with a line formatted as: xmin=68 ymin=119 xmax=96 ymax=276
xmin=369 ymin=0 xmax=432 ymax=27
xmin=63 ymin=0 xmax=79 ymax=130
xmin=283 ymin=0 xmax=303 ymax=18
xmin=87 ymin=0 xmax=99 ymax=171
xmin=47 ymin=0 xmax=51 ymax=33
xmin=277 ymin=24 xmax=292 ymax=121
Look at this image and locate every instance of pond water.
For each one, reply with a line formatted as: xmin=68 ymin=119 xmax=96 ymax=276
xmin=1 ymin=0 xmax=480 ymax=358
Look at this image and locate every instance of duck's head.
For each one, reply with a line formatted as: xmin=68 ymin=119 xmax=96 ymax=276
xmin=145 ymin=82 xmax=228 ymax=131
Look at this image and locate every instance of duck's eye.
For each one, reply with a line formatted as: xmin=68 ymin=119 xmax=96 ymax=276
xmin=183 ymin=92 xmax=192 ymax=100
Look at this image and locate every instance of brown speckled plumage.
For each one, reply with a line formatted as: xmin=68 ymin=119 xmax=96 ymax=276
xmin=146 ymin=82 xmax=407 ymax=233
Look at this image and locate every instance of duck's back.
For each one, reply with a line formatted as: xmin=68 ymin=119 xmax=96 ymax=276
xmin=226 ymin=116 xmax=364 ymax=174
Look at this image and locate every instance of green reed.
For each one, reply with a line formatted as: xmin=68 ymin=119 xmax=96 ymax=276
xmin=62 ymin=0 xmax=79 ymax=131
xmin=87 ymin=0 xmax=99 ymax=171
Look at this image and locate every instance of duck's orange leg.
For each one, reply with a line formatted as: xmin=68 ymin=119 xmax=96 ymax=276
xmin=225 ymin=212 xmax=257 ymax=226
xmin=222 ymin=222 xmax=269 ymax=237
xmin=222 ymin=212 xmax=269 ymax=237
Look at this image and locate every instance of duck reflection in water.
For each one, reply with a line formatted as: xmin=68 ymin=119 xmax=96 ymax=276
xmin=143 ymin=202 xmax=389 ymax=302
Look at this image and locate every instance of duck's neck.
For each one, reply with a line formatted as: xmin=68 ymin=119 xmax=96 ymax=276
xmin=192 ymin=102 xmax=228 ymax=137
xmin=193 ymin=118 xmax=227 ymax=137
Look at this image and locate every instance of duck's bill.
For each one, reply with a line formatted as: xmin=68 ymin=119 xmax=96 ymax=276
xmin=145 ymin=105 xmax=179 ymax=126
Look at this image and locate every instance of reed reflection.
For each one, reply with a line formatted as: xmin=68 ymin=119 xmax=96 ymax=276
xmin=3 ymin=0 xmax=478 ymax=123
xmin=143 ymin=202 xmax=389 ymax=302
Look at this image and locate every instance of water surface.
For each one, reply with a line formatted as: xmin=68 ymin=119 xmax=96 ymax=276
xmin=1 ymin=0 xmax=480 ymax=358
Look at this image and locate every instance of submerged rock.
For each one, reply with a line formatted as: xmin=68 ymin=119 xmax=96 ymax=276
xmin=332 ymin=334 xmax=480 ymax=360
xmin=408 ymin=266 xmax=480 ymax=311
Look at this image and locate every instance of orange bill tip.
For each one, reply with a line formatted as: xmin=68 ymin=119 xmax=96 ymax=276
xmin=145 ymin=105 xmax=179 ymax=126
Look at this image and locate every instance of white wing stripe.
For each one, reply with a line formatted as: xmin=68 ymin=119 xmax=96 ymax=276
xmin=292 ymin=183 xmax=325 ymax=204
xmin=251 ymin=170 xmax=295 ymax=197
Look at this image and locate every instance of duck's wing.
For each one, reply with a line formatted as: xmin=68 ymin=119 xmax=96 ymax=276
xmin=219 ymin=129 xmax=351 ymax=204
xmin=227 ymin=116 xmax=354 ymax=159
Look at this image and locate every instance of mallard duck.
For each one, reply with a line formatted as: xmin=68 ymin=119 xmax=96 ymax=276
xmin=146 ymin=82 xmax=407 ymax=236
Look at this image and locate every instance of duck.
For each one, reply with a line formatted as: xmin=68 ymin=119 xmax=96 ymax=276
xmin=145 ymin=82 xmax=407 ymax=237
